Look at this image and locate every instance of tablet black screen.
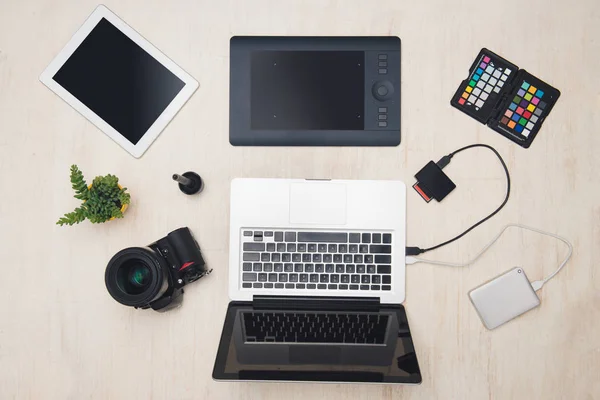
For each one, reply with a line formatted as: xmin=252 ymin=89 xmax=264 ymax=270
xmin=53 ymin=18 xmax=185 ymax=144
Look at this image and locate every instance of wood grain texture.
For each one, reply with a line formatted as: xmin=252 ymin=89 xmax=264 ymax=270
xmin=0 ymin=0 xmax=599 ymax=398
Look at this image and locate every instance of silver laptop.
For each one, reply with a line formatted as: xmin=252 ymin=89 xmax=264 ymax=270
xmin=228 ymin=178 xmax=406 ymax=303
xmin=213 ymin=178 xmax=421 ymax=384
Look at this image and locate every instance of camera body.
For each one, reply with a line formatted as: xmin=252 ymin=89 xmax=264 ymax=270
xmin=105 ymin=227 xmax=210 ymax=312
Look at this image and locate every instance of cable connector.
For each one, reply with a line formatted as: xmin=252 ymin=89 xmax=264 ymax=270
xmin=406 ymin=247 xmax=424 ymax=256
xmin=436 ymin=154 xmax=453 ymax=169
xmin=405 ymin=256 xmax=419 ymax=265
xmin=530 ymin=280 xmax=544 ymax=291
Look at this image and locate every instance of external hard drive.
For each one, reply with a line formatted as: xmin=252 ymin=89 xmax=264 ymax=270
xmin=469 ymin=267 xmax=540 ymax=330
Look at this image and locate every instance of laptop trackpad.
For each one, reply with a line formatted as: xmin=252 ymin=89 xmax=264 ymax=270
xmin=289 ymin=346 xmax=342 ymax=364
xmin=289 ymin=183 xmax=347 ymax=225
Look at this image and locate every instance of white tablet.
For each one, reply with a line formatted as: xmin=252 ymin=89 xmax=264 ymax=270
xmin=40 ymin=5 xmax=198 ymax=158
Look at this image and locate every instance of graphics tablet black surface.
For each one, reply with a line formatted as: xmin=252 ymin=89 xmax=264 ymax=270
xmin=229 ymin=36 xmax=401 ymax=146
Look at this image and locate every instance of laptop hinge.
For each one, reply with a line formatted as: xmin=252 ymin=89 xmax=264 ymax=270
xmin=252 ymin=296 xmax=380 ymax=311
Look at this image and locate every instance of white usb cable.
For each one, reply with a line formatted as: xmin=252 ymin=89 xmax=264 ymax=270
xmin=405 ymin=224 xmax=573 ymax=291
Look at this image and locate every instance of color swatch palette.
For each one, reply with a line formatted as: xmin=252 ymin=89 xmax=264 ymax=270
xmin=451 ymin=49 xmax=518 ymax=124
xmin=451 ymin=48 xmax=560 ymax=148
xmin=498 ymin=80 xmax=546 ymax=138
xmin=457 ymin=55 xmax=511 ymax=111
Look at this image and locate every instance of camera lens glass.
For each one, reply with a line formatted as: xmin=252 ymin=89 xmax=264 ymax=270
xmin=129 ymin=264 xmax=151 ymax=287
xmin=117 ymin=260 xmax=152 ymax=295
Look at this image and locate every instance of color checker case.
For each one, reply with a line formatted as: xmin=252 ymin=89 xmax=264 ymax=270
xmin=451 ymin=48 xmax=560 ymax=148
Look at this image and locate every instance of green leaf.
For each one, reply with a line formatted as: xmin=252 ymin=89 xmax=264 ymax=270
xmin=111 ymin=206 xmax=123 ymax=219
xmin=56 ymin=206 xmax=86 ymax=226
xmin=70 ymin=164 xmax=89 ymax=201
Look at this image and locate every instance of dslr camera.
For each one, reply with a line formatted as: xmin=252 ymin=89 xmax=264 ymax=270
xmin=105 ymin=227 xmax=210 ymax=312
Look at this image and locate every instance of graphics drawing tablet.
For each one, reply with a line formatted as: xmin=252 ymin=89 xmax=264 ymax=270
xmin=230 ymin=36 xmax=401 ymax=146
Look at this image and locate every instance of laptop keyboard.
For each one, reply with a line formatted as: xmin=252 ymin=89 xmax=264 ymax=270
xmin=242 ymin=311 xmax=389 ymax=344
xmin=240 ymin=230 xmax=393 ymax=291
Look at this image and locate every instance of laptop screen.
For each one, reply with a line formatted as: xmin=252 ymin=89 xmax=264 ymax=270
xmin=212 ymin=302 xmax=422 ymax=384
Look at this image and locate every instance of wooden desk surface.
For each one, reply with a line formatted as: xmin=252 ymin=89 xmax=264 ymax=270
xmin=1 ymin=0 xmax=598 ymax=398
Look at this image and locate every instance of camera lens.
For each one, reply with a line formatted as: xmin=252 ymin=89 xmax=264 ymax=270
xmin=116 ymin=260 xmax=152 ymax=295
xmin=130 ymin=264 xmax=150 ymax=287
xmin=105 ymin=247 xmax=169 ymax=308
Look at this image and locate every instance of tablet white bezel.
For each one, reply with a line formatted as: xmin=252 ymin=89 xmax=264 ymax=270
xmin=39 ymin=5 xmax=198 ymax=158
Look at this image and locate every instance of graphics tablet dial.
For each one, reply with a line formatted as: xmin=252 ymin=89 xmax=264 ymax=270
xmin=372 ymin=80 xmax=394 ymax=101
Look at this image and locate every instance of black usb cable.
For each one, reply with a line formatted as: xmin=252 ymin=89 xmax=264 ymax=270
xmin=407 ymin=144 xmax=511 ymax=256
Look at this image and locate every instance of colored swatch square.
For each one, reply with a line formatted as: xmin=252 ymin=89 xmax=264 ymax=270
xmin=515 ymin=124 xmax=524 ymax=133
xmin=458 ymin=98 xmax=465 ymax=105
xmin=520 ymin=99 xmax=529 ymax=108
xmin=477 ymin=68 xmax=484 ymax=75
xmin=469 ymin=80 xmax=476 ymax=87
xmin=501 ymin=116 xmax=509 ymax=125
xmin=532 ymin=97 xmax=540 ymax=105
xmin=509 ymin=103 xmax=517 ymax=111
xmin=527 ymin=104 xmax=536 ymax=112
xmin=474 ymin=74 xmax=480 ymax=81
xmin=480 ymin=62 xmax=487 ymax=69
xmin=514 ymin=96 xmax=521 ymax=103
xmin=508 ymin=120 xmax=517 ymax=129
xmin=505 ymin=110 xmax=513 ymax=118
xmin=524 ymin=93 xmax=533 ymax=101
xmin=462 ymin=92 xmax=469 ymax=99
xmin=516 ymin=107 xmax=524 ymax=115
xmin=517 ymin=89 xmax=526 ymax=97
xmin=523 ymin=129 xmax=531 ymax=137
xmin=466 ymin=86 xmax=473 ymax=93
xmin=483 ymin=56 xmax=491 ymax=63
xmin=535 ymin=89 xmax=544 ymax=98
xmin=523 ymin=110 xmax=532 ymax=119
xmin=528 ymin=86 xmax=537 ymax=94
xmin=521 ymin=81 xmax=530 ymax=90
xmin=519 ymin=117 xmax=527 ymax=126
xmin=511 ymin=113 xmax=520 ymax=122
